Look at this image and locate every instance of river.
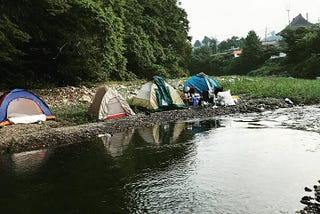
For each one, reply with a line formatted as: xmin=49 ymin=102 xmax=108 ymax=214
xmin=0 ymin=105 xmax=319 ymax=213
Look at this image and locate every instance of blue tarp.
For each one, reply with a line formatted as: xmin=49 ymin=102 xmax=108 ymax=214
xmin=183 ymin=74 xmax=220 ymax=95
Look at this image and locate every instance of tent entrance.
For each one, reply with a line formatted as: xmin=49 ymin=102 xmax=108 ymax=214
xmin=7 ymin=98 xmax=46 ymax=124
xmin=105 ymin=98 xmax=127 ymax=119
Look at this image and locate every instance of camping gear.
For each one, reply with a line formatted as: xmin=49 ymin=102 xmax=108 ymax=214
xmin=131 ymin=76 xmax=186 ymax=112
xmin=183 ymin=87 xmax=200 ymax=107
xmin=183 ymin=73 xmax=220 ymax=96
xmin=0 ymin=89 xmax=55 ymax=126
xmin=192 ymin=96 xmax=200 ymax=107
xmin=88 ymin=86 xmax=135 ymax=119
xmin=216 ymin=90 xmax=235 ymax=106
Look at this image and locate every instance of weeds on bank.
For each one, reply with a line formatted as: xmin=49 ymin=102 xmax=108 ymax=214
xmin=218 ymin=76 xmax=320 ymax=104
xmin=51 ymin=103 xmax=98 ymax=126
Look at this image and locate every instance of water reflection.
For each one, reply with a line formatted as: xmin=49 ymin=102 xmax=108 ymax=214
xmin=0 ymin=119 xmax=224 ymax=213
xmin=187 ymin=119 xmax=222 ymax=134
xmin=99 ymin=119 xmax=222 ymax=154
xmin=0 ymin=149 xmax=50 ymax=174
xmin=100 ymin=129 xmax=135 ymax=157
xmin=2 ymin=117 xmax=318 ymax=213
xmin=137 ymin=123 xmax=186 ymax=145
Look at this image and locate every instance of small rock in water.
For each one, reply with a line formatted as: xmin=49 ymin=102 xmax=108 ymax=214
xmin=301 ymin=196 xmax=312 ymax=201
xmin=314 ymin=185 xmax=320 ymax=191
xmin=305 ymin=187 xmax=313 ymax=192
xmin=300 ymin=199 xmax=312 ymax=206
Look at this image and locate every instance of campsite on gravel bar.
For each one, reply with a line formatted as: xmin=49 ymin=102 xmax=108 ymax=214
xmin=1 ymin=76 xmax=320 ymax=213
xmin=1 ymin=0 xmax=320 ymax=213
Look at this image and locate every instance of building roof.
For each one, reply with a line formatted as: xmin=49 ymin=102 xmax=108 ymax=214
xmin=290 ymin=14 xmax=313 ymax=27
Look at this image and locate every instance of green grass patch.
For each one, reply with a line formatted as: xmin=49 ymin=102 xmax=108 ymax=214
xmin=51 ymin=103 xmax=99 ymax=126
xmin=217 ymin=76 xmax=320 ymax=104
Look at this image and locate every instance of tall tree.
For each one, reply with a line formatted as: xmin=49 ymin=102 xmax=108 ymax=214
xmin=218 ymin=36 xmax=245 ymax=53
xmin=123 ymin=0 xmax=191 ymax=79
xmin=237 ymin=30 xmax=264 ymax=74
xmin=281 ymin=26 xmax=320 ymax=78
xmin=201 ymin=36 xmax=217 ymax=54
xmin=1 ymin=0 xmax=192 ymax=87
xmin=193 ymin=40 xmax=202 ymax=48
xmin=1 ymin=0 xmax=128 ymax=87
xmin=0 ymin=16 xmax=31 ymax=84
xmin=188 ymin=36 xmax=219 ymax=75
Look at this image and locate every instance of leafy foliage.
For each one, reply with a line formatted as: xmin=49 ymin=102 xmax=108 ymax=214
xmin=217 ymin=36 xmax=245 ymax=53
xmin=0 ymin=15 xmax=31 ymax=85
xmin=234 ymin=31 xmax=265 ymax=74
xmin=123 ymin=0 xmax=191 ymax=79
xmin=280 ymin=26 xmax=320 ymax=79
xmin=0 ymin=0 xmax=191 ymax=88
xmin=188 ymin=26 xmax=320 ymax=79
xmin=188 ymin=36 xmax=219 ymax=75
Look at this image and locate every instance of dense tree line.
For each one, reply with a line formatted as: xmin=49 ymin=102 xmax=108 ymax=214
xmin=189 ymin=26 xmax=320 ymax=79
xmin=0 ymin=0 xmax=191 ymax=88
xmin=281 ymin=26 xmax=320 ymax=79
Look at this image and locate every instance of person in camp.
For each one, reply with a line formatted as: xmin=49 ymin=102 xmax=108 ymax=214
xmin=201 ymin=86 xmax=224 ymax=104
xmin=182 ymin=86 xmax=191 ymax=106
xmin=183 ymin=87 xmax=200 ymax=107
xmin=214 ymin=86 xmax=224 ymax=96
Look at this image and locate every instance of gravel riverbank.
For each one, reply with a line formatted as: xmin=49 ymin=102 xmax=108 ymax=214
xmin=0 ymin=94 xmax=291 ymax=154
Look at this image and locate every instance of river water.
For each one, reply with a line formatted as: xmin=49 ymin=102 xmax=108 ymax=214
xmin=0 ymin=106 xmax=319 ymax=213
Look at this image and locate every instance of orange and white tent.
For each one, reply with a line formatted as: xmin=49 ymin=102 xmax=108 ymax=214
xmin=88 ymin=86 xmax=135 ymax=119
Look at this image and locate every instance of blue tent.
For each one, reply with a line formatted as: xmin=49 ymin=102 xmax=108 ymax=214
xmin=0 ymin=89 xmax=55 ymax=125
xmin=183 ymin=73 xmax=220 ymax=95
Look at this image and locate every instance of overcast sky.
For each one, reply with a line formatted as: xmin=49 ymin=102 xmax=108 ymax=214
xmin=179 ymin=0 xmax=320 ymax=42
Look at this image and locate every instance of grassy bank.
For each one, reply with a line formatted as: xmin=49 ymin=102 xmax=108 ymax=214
xmin=217 ymin=76 xmax=320 ymax=104
xmin=51 ymin=76 xmax=320 ymax=125
xmin=51 ymin=103 xmax=95 ymax=126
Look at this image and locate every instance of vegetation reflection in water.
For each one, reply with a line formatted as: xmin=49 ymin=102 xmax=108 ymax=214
xmin=1 ymin=117 xmax=319 ymax=213
xmin=0 ymin=119 xmax=221 ymax=213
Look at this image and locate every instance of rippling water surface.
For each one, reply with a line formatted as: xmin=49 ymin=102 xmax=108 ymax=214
xmin=0 ymin=111 xmax=319 ymax=213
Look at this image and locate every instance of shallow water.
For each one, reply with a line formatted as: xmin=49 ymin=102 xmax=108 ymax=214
xmin=0 ymin=109 xmax=319 ymax=213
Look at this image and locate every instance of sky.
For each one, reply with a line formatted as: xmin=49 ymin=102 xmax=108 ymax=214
xmin=179 ymin=0 xmax=320 ymax=43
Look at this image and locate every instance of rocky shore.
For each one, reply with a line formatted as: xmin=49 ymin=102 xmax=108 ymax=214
xmin=0 ymin=86 xmax=291 ymax=154
xmin=299 ymin=183 xmax=320 ymax=213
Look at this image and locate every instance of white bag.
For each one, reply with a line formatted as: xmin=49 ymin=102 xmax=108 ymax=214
xmin=216 ymin=90 xmax=235 ymax=106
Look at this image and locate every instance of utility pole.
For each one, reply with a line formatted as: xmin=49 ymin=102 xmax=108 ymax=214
xmin=265 ymin=27 xmax=268 ymax=41
xmin=285 ymin=0 xmax=291 ymax=26
xmin=286 ymin=9 xmax=291 ymax=26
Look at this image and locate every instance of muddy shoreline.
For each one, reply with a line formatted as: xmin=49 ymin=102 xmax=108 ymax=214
xmin=0 ymin=96 xmax=292 ymax=154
